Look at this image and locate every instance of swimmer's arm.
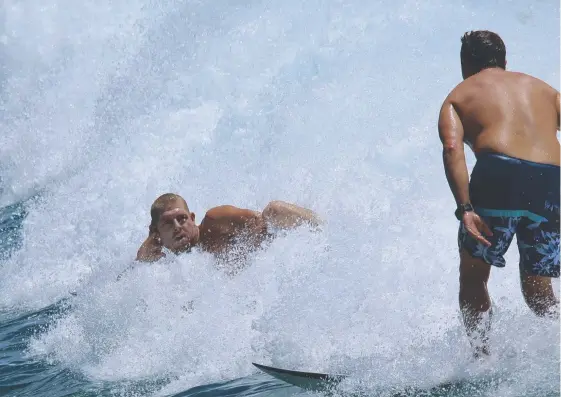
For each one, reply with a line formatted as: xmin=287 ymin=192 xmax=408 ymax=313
xmin=201 ymin=201 xmax=323 ymax=237
xmin=438 ymin=98 xmax=471 ymax=206
xmin=136 ymin=232 xmax=165 ymax=262
xmin=262 ymin=200 xmax=323 ymax=230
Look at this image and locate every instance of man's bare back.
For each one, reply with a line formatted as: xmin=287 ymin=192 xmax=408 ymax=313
xmin=445 ymin=68 xmax=560 ymax=165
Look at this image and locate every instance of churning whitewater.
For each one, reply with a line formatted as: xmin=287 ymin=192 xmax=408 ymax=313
xmin=0 ymin=0 xmax=558 ymax=396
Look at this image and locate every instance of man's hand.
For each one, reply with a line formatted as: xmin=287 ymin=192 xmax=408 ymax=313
xmin=136 ymin=232 xmax=165 ymax=262
xmin=462 ymin=212 xmax=493 ymax=247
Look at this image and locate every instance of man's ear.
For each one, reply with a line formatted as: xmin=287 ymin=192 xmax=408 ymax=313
xmin=149 ymin=227 xmax=162 ymax=244
xmin=191 ymin=212 xmax=196 ymax=222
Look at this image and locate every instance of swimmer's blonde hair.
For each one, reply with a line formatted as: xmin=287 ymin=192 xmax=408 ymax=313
xmin=149 ymin=193 xmax=188 ymax=232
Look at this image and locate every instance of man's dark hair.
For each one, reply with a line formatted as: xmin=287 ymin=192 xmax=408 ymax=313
xmin=460 ymin=30 xmax=506 ymax=71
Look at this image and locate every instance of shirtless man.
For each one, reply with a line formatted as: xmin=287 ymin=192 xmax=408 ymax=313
xmin=438 ymin=30 xmax=560 ymax=357
xmin=136 ymin=193 xmax=322 ymax=272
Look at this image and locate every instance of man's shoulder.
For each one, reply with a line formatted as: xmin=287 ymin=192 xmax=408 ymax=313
xmin=443 ymin=72 xmax=498 ymax=104
xmin=443 ymin=79 xmax=469 ymax=104
xmin=503 ymin=70 xmax=541 ymax=85
xmin=439 ymin=87 xmax=462 ymax=116
xmin=506 ymin=70 xmax=539 ymax=80
xmin=505 ymin=71 xmax=559 ymax=99
xmin=203 ymin=205 xmax=261 ymax=223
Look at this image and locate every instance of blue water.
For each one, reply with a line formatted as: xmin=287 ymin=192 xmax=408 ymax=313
xmin=0 ymin=1 xmax=559 ymax=396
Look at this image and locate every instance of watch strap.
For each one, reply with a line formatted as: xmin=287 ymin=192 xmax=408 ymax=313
xmin=455 ymin=203 xmax=474 ymax=220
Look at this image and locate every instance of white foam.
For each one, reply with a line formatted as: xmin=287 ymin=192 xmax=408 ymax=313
xmin=0 ymin=0 xmax=558 ymax=395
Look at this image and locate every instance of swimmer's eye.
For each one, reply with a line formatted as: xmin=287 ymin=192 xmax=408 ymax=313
xmin=162 ymin=218 xmax=175 ymax=228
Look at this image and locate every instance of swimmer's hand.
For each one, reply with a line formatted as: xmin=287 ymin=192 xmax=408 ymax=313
xmin=462 ymin=212 xmax=493 ymax=247
xmin=136 ymin=232 xmax=165 ymax=262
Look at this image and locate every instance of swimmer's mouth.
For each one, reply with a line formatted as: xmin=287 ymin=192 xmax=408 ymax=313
xmin=174 ymin=235 xmax=188 ymax=243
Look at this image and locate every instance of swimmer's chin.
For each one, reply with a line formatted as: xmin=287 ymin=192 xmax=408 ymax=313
xmin=168 ymin=239 xmax=195 ymax=254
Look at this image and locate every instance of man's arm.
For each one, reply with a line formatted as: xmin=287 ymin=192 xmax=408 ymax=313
xmin=438 ymin=98 xmax=471 ymax=206
xmin=200 ymin=201 xmax=322 ymax=240
xmin=555 ymin=91 xmax=561 ymax=131
xmin=136 ymin=232 xmax=165 ymax=262
xmin=197 ymin=201 xmax=322 ymax=254
xmin=262 ymin=200 xmax=323 ymax=230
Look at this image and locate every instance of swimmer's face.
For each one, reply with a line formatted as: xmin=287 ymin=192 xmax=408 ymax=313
xmin=156 ymin=201 xmax=199 ymax=253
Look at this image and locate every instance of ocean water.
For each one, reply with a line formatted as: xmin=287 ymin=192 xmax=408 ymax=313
xmin=0 ymin=0 xmax=559 ymax=396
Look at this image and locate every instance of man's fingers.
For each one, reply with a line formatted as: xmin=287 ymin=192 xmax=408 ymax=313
xmin=467 ymin=224 xmax=492 ymax=247
xmin=476 ymin=234 xmax=492 ymax=247
xmin=478 ymin=219 xmax=494 ymax=236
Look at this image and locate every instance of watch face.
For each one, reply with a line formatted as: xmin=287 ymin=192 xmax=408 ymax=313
xmin=455 ymin=204 xmax=473 ymax=220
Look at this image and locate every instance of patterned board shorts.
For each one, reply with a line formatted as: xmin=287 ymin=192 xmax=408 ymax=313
xmin=458 ymin=151 xmax=560 ymax=278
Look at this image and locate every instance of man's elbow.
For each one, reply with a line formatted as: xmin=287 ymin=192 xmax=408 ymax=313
xmin=442 ymin=142 xmax=464 ymax=156
xmin=135 ymin=248 xmax=163 ymax=263
xmin=135 ymin=251 xmax=150 ymax=262
xmin=442 ymin=140 xmax=462 ymax=152
xmin=442 ymin=142 xmax=465 ymax=167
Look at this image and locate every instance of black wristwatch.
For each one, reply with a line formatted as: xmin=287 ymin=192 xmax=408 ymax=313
xmin=455 ymin=203 xmax=474 ymax=220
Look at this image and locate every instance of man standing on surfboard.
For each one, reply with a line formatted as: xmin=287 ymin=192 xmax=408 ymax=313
xmin=437 ymin=30 xmax=560 ymax=357
xmin=135 ymin=193 xmax=322 ymax=273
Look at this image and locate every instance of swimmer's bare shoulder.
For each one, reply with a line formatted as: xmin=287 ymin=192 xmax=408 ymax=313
xmin=197 ymin=205 xmax=266 ymax=253
xmin=201 ymin=205 xmax=263 ymax=230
